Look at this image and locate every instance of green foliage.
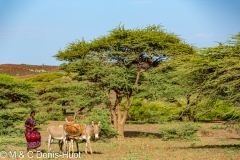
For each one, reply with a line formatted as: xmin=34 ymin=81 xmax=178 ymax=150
xmin=31 ymin=74 xmax=104 ymax=117
xmin=25 ymin=72 xmax=66 ymax=82
xmin=0 ymin=127 xmax=25 ymax=137
xmin=138 ymin=132 xmax=157 ymax=139
xmin=1 ymin=27 xmax=239 ymax=140
xmin=197 ymin=33 xmax=240 ymax=106
xmin=140 ymin=32 xmax=240 ymax=121
xmin=0 ymin=108 xmax=30 ymax=136
xmin=128 ymin=99 xmax=181 ymax=123
xmin=211 ymin=125 xmax=227 ymax=130
xmin=211 ymin=101 xmax=234 ymax=120
xmin=84 ymin=108 xmax=117 ymax=138
xmin=0 ymin=108 xmax=31 ymax=136
xmin=200 ymin=129 xmax=213 ymax=137
xmin=0 ymin=137 xmax=25 ymax=147
xmin=39 ymin=92 xmax=61 ymax=103
xmin=53 ymin=25 xmax=195 ymax=134
xmin=159 ymin=122 xmax=200 ymax=141
xmin=54 ymin=25 xmax=194 ymax=64
xmin=0 ymin=74 xmax=40 ymax=136
xmin=46 ymin=111 xmax=64 ymax=121
xmin=34 ymin=112 xmax=50 ymax=124
xmin=0 ymin=74 xmax=36 ymax=109
xmin=0 ymin=145 xmax=9 ymax=152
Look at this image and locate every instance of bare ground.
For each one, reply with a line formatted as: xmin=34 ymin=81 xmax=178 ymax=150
xmin=5 ymin=121 xmax=240 ymax=160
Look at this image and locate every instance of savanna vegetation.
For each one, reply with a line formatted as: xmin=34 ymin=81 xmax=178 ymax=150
xmin=0 ymin=25 xmax=239 ymax=159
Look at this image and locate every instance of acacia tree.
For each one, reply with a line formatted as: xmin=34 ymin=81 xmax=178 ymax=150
xmin=54 ymin=25 xmax=194 ymax=138
xmin=200 ymin=33 xmax=240 ymax=106
xmin=142 ymin=32 xmax=240 ymax=121
xmin=25 ymin=72 xmax=103 ymax=119
xmin=0 ymin=74 xmax=39 ymax=135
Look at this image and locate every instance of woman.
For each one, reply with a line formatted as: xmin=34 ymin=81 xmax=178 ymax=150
xmin=25 ymin=111 xmax=41 ymax=152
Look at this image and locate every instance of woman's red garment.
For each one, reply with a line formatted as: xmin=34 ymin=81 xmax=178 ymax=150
xmin=25 ymin=118 xmax=41 ymax=149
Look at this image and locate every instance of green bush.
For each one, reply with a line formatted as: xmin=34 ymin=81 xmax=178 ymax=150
xmin=0 ymin=108 xmax=29 ymax=136
xmin=25 ymin=72 xmax=65 ymax=82
xmin=46 ymin=111 xmax=64 ymax=121
xmin=0 ymin=127 xmax=25 ymax=137
xmin=79 ymin=108 xmax=117 ymax=138
xmin=197 ymin=101 xmax=234 ymax=121
xmin=128 ymin=99 xmax=181 ymax=123
xmin=34 ymin=112 xmax=51 ymax=124
xmin=211 ymin=125 xmax=227 ymax=130
xmin=0 ymin=74 xmax=38 ymax=137
xmin=159 ymin=122 xmax=200 ymax=141
xmin=144 ymin=110 xmax=165 ymax=123
xmin=0 ymin=137 xmax=25 ymax=147
xmin=231 ymin=109 xmax=240 ymax=120
xmin=212 ymin=101 xmax=234 ymax=120
xmin=0 ymin=145 xmax=9 ymax=152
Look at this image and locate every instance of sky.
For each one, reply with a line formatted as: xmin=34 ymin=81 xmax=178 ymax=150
xmin=0 ymin=0 xmax=239 ymax=65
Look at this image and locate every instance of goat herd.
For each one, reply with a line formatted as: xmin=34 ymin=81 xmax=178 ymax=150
xmin=46 ymin=116 xmax=100 ymax=154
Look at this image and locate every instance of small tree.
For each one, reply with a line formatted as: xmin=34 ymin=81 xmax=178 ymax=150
xmin=0 ymin=74 xmax=38 ymax=135
xmin=26 ymin=72 xmax=103 ymax=120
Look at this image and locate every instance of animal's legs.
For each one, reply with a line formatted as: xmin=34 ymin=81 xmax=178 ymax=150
xmin=85 ymin=141 xmax=88 ymax=154
xmin=76 ymin=139 xmax=79 ymax=152
xmin=63 ymin=138 xmax=66 ymax=153
xmin=71 ymin=139 xmax=74 ymax=153
xmin=68 ymin=139 xmax=74 ymax=153
xmin=48 ymin=135 xmax=52 ymax=152
xmin=58 ymin=140 xmax=63 ymax=153
xmin=85 ymin=138 xmax=93 ymax=154
xmin=88 ymin=140 xmax=93 ymax=154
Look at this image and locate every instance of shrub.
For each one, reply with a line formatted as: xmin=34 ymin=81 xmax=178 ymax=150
xmin=197 ymin=101 xmax=234 ymax=121
xmin=77 ymin=108 xmax=117 ymax=138
xmin=159 ymin=122 xmax=200 ymax=141
xmin=0 ymin=137 xmax=25 ymax=147
xmin=0 ymin=108 xmax=29 ymax=136
xmin=211 ymin=125 xmax=227 ymax=130
xmin=144 ymin=110 xmax=165 ymax=123
xmin=25 ymin=72 xmax=65 ymax=82
xmin=200 ymin=129 xmax=213 ymax=137
xmin=34 ymin=111 xmax=51 ymax=124
xmin=0 ymin=145 xmax=9 ymax=152
xmin=46 ymin=111 xmax=64 ymax=121
xmin=128 ymin=99 xmax=181 ymax=123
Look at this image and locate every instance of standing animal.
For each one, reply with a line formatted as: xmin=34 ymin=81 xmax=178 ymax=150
xmin=46 ymin=126 xmax=67 ymax=153
xmin=66 ymin=121 xmax=100 ymax=154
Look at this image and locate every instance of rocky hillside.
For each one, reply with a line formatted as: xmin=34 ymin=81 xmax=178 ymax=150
xmin=0 ymin=64 xmax=59 ymax=76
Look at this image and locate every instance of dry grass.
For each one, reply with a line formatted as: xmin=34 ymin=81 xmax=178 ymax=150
xmin=4 ymin=121 xmax=240 ymax=160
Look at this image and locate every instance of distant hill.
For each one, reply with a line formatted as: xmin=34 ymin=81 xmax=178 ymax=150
xmin=0 ymin=64 xmax=59 ymax=77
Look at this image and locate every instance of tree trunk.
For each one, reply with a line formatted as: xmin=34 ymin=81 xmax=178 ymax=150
xmin=111 ymin=109 xmax=118 ymax=130
xmin=111 ymin=69 xmax=137 ymax=140
xmin=109 ymin=90 xmax=132 ymax=140
xmin=116 ymin=108 xmax=130 ymax=140
xmin=117 ymin=122 xmax=125 ymax=140
xmin=117 ymin=95 xmax=131 ymax=140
